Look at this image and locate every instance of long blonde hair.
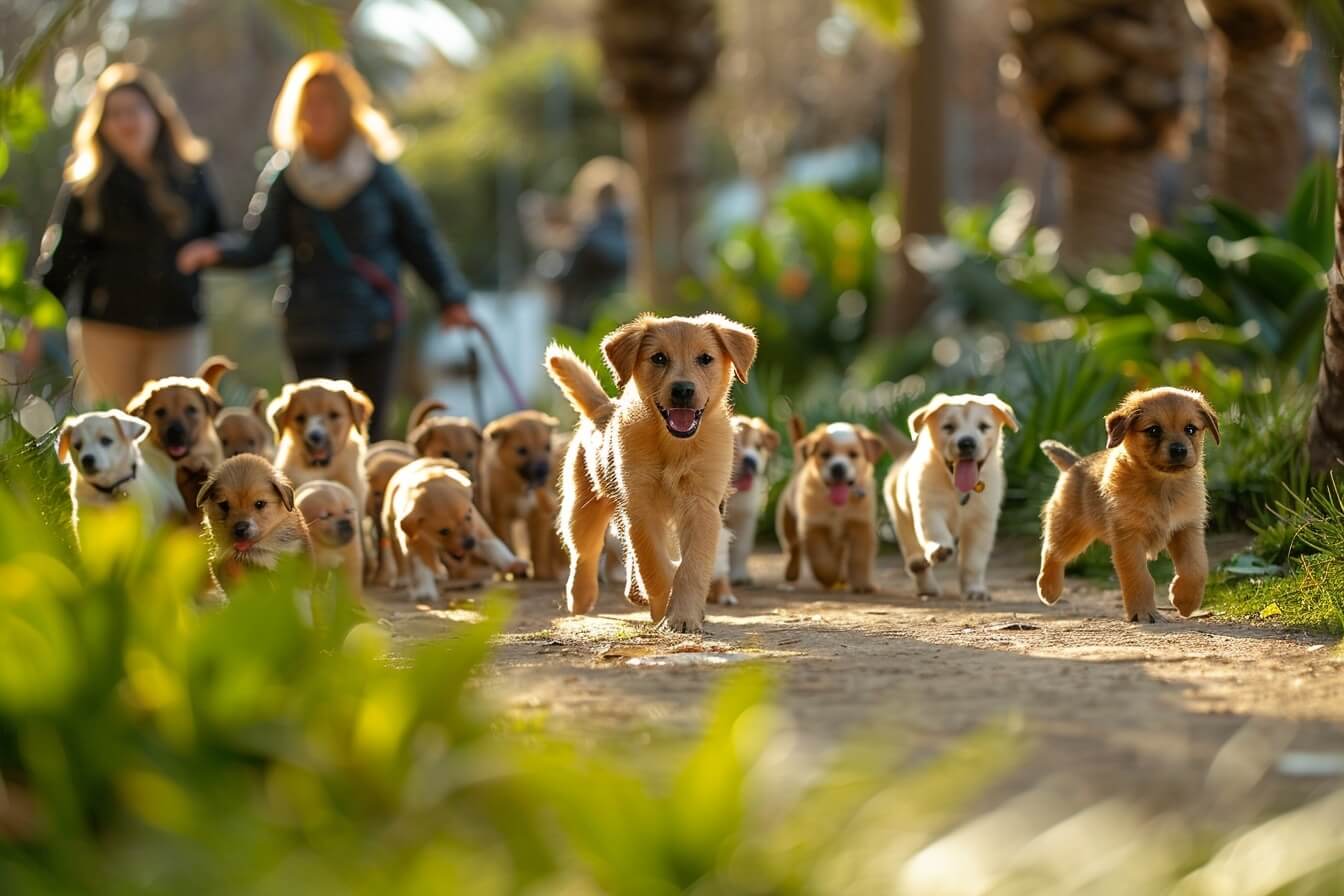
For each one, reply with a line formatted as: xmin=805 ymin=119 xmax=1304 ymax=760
xmin=65 ymin=63 xmax=209 ymax=234
xmin=269 ymin=52 xmax=402 ymax=162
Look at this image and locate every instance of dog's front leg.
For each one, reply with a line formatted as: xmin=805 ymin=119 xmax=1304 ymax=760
xmin=803 ymin=525 xmax=841 ymax=588
xmin=728 ymin=512 xmax=755 ymax=585
xmin=662 ymin=494 xmax=721 ymax=633
xmin=845 ymin=519 xmax=877 ymax=593
xmin=623 ymin=504 xmax=677 ymax=623
xmin=526 ymin=505 xmax=557 ymax=579
xmin=914 ymin=507 xmax=956 ymax=566
xmin=1166 ymin=525 xmax=1207 ymax=617
xmin=1111 ymin=532 xmax=1160 ymax=623
xmin=957 ymin=515 xmax=996 ymax=601
xmin=406 ymin=539 xmax=441 ymax=605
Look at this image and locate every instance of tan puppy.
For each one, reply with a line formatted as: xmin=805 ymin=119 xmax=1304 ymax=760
xmin=883 ymin=393 xmax=1019 ymax=601
xmin=406 ymin=399 xmax=483 ymax=480
xmin=777 ymin=417 xmax=884 ymax=593
xmin=57 ymin=409 xmax=183 ymax=538
xmin=126 ymin=372 xmax=225 ymax=515
xmin=269 ymin=378 xmax=371 ymax=526
xmin=197 ymin=454 xmax=312 ymax=595
xmin=1037 ymin=387 xmax=1219 ymax=623
xmin=382 ymin=458 xmax=527 ymax=603
xmin=723 ymin=415 xmax=779 ymax=585
xmin=478 ymin=410 xmax=562 ymax=579
xmin=216 ymin=390 xmax=275 ymax=460
xmin=364 ymin=441 xmax=417 ymax=585
xmin=296 ymin=480 xmax=363 ymax=600
xmin=546 ymin=313 xmax=758 ymax=633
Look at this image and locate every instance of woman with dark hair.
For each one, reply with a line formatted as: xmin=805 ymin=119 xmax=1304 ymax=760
xmin=178 ymin=52 xmax=473 ymax=440
xmin=36 ymin=63 xmax=223 ymax=407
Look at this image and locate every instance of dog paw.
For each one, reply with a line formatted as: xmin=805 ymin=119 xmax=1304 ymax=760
xmin=1128 ymin=609 xmax=1167 ymax=624
xmin=851 ymin=582 xmax=876 ymax=595
xmin=908 ymin=558 xmax=930 ymax=574
xmin=503 ymin=560 xmax=530 ymax=578
xmin=716 ymin=592 xmax=739 ymax=606
xmin=730 ymin=575 xmax=754 ymax=587
xmin=927 ymin=544 xmax=955 ymax=565
xmin=917 ymin=585 xmax=941 ymax=599
xmin=658 ymin=605 xmax=705 ymax=634
xmin=964 ymin=588 xmax=991 ymax=601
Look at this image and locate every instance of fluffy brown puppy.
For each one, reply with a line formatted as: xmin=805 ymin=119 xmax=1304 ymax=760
xmin=1037 ymin=387 xmax=1220 ymax=623
xmin=478 ymin=410 xmax=562 ymax=579
xmin=296 ymin=480 xmax=363 ymax=601
xmin=217 ymin=389 xmax=276 ymax=460
xmin=546 ymin=313 xmax=758 ymax=633
xmin=382 ymin=458 xmax=527 ymax=603
xmin=197 ymin=454 xmax=312 ymax=596
xmin=777 ymin=417 xmax=885 ymax=593
xmin=269 ymin=379 xmax=371 ymax=525
xmin=365 ymin=441 xmax=417 ymax=585
xmin=406 ymin=399 xmax=483 ymax=481
xmin=126 ymin=371 xmax=225 ymax=517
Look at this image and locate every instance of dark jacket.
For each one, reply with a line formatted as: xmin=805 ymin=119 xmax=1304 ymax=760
xmin=216 ymin=154 xmax=470 ymax=353
xmin=37 ymin=162 xmax=223 ymax=330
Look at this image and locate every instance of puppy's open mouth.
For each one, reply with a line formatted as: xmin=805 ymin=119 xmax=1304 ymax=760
xmin=306 ymin=445 xmax=332 ymax=465
xmin=657 ymin=404 xmax=703 ymax=438
xmin=444 ymin=548 xmax=468 ymax=562
xmin=946 ymin=458 xmax=986 ymax=494
xmin=166 ymin=443 xmax=189 ymax=459
xmin=232 ymin=539 xmax=256 ymax=554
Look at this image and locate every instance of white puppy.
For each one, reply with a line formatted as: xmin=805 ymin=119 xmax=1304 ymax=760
xmin=882 ymin=393 xmax=1018 ymax=600
xmin=723 ymin=415 xmax=778 ymax=585
xmin=58 ymin=410 xmax=184 ymax=539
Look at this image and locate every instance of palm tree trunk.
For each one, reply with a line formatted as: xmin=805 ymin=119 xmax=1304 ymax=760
xmin=1210 ymin=36 xmax=1300 ymax=213
xmin=624 ymin=109 xmax=695 ymax=306
xmin=1061 ymin=152 xmax=1155 ymax=268
xmin=1307 ymin=75 xmax=1344 ymax=471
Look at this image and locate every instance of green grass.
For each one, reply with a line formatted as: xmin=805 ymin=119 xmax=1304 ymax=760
xmin=1206 ymin=555 xmax=1344 ymax=635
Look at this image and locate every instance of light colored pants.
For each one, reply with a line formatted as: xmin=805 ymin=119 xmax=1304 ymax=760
xmin=68 ymin=319 xmax=209 ymax=409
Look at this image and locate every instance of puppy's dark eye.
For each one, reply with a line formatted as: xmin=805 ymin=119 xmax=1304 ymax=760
xmin=466 ymin=451 xmax=475 ymax=460
xmin=517 ymin=446 xmax=528 ymax=457
xmin=73 ymin=441 xmax=83 ymax=451
xmin=848 ymin=451 xmax=858 ymax=459
xmin=329 ymin=411 xmax=340 ymax=420
xmin=217 ymin=500 xmax=230 ymax=515
xmin=978 ymin=423 xmax=991 ymax=432
xmin=186 ymin=406 xmax=198 ymax=416
xmin=1145 ymin=425 xmax=1162 ymax=437
xmin=439 ymin=527 xmax=451 ymax=537
xmin=254 ymin=499 xmax=266 ymax=510
xmin=296 ymin=414 xmax=307 ymax=424
xmin=651 ymin=352 xmax=669 ymax=367
xmin=942 ymin=424 xmax=955 ymax=433
xmin=697 ymin=353 xmax=713 ymax=366
xmin=820 ymin=451 xmax=832 ymax=460
xmin=1184 ymin=424 xmax=1197 ymax=436
xmin=154 ymin=408 xmax=167 ymax=418
xmin=442 ymin=451 xmax=453 ymax=459
xmin=100 ymin=436 xmax=113 ymax=446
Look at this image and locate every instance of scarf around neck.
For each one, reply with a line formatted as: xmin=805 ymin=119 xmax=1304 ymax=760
xmin=284 ymin=137 xmax=376 ymax=210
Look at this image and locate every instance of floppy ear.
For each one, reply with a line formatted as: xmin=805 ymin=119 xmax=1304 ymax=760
xmin=250 ymin=389 xmax=270 ymax=420
xmin=856 ymin=426 xmax=886 ymax=463
xmin=601 ymin=319 xmax=647 ymax=389
xmin=195 ymin=472 xmax=218 ymax=509
xmin=708 ymin=316 xmax=758 ymax=384
xmin=400 ymin=513 xmax=421 ymax=539
xmin=409 ymin=424 xmax=432 ymax=456
xmin=344 ymin=388 xmax=374 ymax=433
xmin=795 ymin=431 xmax=818 ymax=461
xmin=125 ymin=384 xmax=154 ymax=420
xmin=56 ymin=423 xmax=73 ymax=463
xmin=759 ymin=424 xmax=781 ymax=453
xmin=1196 ymin=395 xmax=1220 ymax=445
xmin=907 ymin=395 xmax=948 ymax=438
xmin=267 ymin=391 xmax=292 ymax=439
xmin=271 ymin=475 xmax=296 ymax=512
xmin=1104 ymin=408 xmax=1135 ymax=450
xmin=483 ymin=419 xmax=506 ymax=441
xmin=110 ymin=410 xmax=151 ymax=443
xmin=983 ymin=394 xmax=1020 ymax=432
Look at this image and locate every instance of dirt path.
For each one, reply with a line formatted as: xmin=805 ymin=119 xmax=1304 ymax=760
xmin=369 ymin=536 xmax=1344 ymax=807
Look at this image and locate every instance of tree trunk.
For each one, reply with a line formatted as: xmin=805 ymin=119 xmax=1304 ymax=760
xmin=1061 ymin=151 xmax=1155 ymax=268
xmin=1210 ymin=35 xmax=1301 ymax=214
xmin=876 ymin=0 xmax=946 ymax=337
xmin=1306 ymin=74 xmax=1344 ymax=472
xmin=623 ymin=109 xmax=695 ymax=307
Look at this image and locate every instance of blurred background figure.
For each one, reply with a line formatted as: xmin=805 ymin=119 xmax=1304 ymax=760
xmin=35 ymin=63 xmax=222 ymax=408
xmin=177 ymin=52 xmax=473 ymax=441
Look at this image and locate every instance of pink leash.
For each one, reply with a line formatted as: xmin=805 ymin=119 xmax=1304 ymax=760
xmin=469 ymin=320 xmax=528 ymax=412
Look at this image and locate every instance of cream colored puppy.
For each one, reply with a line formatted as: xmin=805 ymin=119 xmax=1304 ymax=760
xmin=296 ymin=480 xmax=364 ymax=601
xmin=724 ymin=415 xmax=778 ymax=585
xmin=883 ymin=393 xmax=1019 ymax=600
xmin=58 ymin=410 xmax=183 ymax=538
xmin=269 ymin=378 xmax=371 ymax=522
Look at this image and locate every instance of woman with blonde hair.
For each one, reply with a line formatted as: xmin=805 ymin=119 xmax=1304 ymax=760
xmin=179 ymin=52 xmax=472 ymax=440
xmin=37 ymin=63 xmax=223 ymax=407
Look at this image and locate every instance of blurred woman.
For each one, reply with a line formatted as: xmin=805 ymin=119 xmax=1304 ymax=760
xmin=178 ymin=52 xmax=471 ymax=440
xmin=37 ymin=64 xmax=223 ymax=407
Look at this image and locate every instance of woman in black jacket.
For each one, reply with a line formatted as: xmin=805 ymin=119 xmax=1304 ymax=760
xmin=37 ymin=64 xmax=222 ymax=407
xmin=178 ymin=52 xmax=472 ymax=440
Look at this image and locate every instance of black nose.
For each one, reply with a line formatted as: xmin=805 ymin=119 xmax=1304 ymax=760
xmin=165 ymin=422 xmax=186 ymax=443
xmin=305 ymin=431 xmax=327 ymax=446
xmin=232 ymin=521 xmax=251 ymax=540
xmin=337 ymin=519 xmax=354 ymax=538
xmin=80 ymin=454 xmax=97 ymax=472
xmin=828 ymin=460 xmax=847 ymax=480
xmin=461 ymin=535 xmax=476 ymax=551
xmin=529 ymin=460 xmax=550 ymax=484
xmin=670 ymin=381 xmax=696 ymax=406
xmin=957 ymin=436 xmax=977 ymax=455
xmin=742 ymin=455 xmax=759 ymax=474
xmin=1168 ymin=443 xmax=1188 ymax=460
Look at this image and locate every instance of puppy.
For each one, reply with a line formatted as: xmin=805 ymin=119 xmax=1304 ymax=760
xmin=406 ymin=399 xmax=483 ymax=480
xmin=126 ymin=371 xmax=225 ymax=515
xmin=197 ymin=454 xmax=312 ymax=596
xmin=269 ymin=378 xmax=372 ymax=526
xmin=296 ymin=480 xmax=363 ymax=601
xmin=382 ymin=458 xmax=527 ymax=603
xmin=217 ymin=389 xmax=275 ymax=460
xmin=777 ymin=417 xmax=885 ymax=593
xmin=478 ymin=410 xmax=563 ymax=579
xmin=546 ymin=313 xmax=757 ymax=633
xmin=883 ymin=394 xmax=1019 ymax=601
xmin=365 ymin=441 xmax=417 ymax=585
xmin=57 ymin=409 xmax=183 ymax=538
xmin=1037 ymin=388 xmax=1219 ymax=623
xmin=723 ymin=415 xmax=778 ymax=585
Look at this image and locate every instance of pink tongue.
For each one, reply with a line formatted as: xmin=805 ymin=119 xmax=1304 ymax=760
xmin=828 ymin=483 xmax=849 ymax=506
xmin=168 ymin=445 xmax=188 ymax=458
xmin=667 ymin=409 xmax=697 ymax=433
xmin=734 ymin=473 xmax=754 ymax=492
xmin=954 ymin=459 xmax=979 ymax=493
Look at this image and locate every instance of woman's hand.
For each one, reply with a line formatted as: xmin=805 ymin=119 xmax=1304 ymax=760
xmin=177 ymin=239 xmax=221 ymax=274
xmin=440 ymin=304 xmax=473 ymax=329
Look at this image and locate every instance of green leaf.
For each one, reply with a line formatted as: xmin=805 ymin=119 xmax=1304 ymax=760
xmin=1209 ymin=198 xmax=1270 ymax=241
xmin=841 ymin=0 xmax=921 ymax=47
xmin=259 ymin=0 xmax=346 ymax=50
xmin=1282 ymin=159 xmax=1336 ymax=270
xmin=0 ymin=239 xmax=24 ymax=289
xmin=0 ymin=137 xmax=8 ymax=180
xmin=30 ymin=291 xmax=67 ymax=330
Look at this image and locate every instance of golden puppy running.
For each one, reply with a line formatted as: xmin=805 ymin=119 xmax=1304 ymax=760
xmin=382 ymin=458 xmax=527 ymax=603
xmin=58 ymin=409 xmax=183 ymax=538
xmin=364 ymin=440 xmax=417 ymax=584
xmin=126 ymin=369 xmax=225 ymax=515
xmin=269 ymin=378 xmax=372 ymax=525
xmin=216 ymin=389 xmax=275 ymax=460
xmin=197 ymin=454 xmax=313 ymax=596
xmin=777 ymin=417 xmax=885 ymax=593
xmin=296 ymin=480 xmax=363 ymax=601
xmin=478 ymin=410 xmax=562 ymax=579
xmin=406 ymin=399 xmax=483 ymax=480
xmin=883 ymin=393 xmax=1019 ymax=600
xmin=546 ymin=313 xmax=758 ymax=632
xmin=1037 ymin=387 xmax=1219 ymax=623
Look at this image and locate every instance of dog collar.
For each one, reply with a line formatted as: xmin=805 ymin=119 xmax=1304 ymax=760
xmin=91 ymin=463 xmax=138 ymax=498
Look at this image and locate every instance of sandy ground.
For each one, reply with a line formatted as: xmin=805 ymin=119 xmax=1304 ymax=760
xmin=368 ymin=535 xmax=1344 ymax=809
